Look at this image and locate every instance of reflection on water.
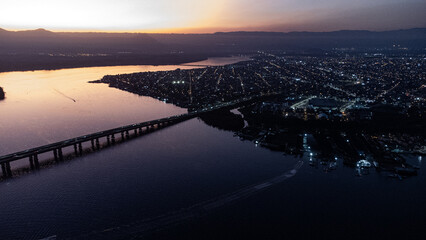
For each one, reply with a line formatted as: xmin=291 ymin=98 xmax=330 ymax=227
xmin=0 ymin=116 xmax=424 ymax=239
xmin=80 ymin=160 xmax=304 ymax=239
xmin=182 ymin=55 xmax=252 ymax=66
xmin=0 ymin=119 xmax=301 ymax=239
xmin=0 ymin=56 xmax=424 ymax=239
xmin=236 ymin=120 xmax=422 ymax=180
xmin=0 ymin=57 xmax=246 ymax=155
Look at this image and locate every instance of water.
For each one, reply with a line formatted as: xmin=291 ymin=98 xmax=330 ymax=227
xmin=0 ymin=57 xmax=425 ymax=239
xmin=0 ymin=65 xmax=192 ymax=155
xmin=0 ymin=56 xmax=249 ymax=155
xmin=0 ymin=119 xmax=302 ymax=239
xmin=181 ymin=55 xmax=252 ymax=66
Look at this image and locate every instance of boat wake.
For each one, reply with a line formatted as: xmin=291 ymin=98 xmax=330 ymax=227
xmin=73 ymin=160 xmax=304 ymax=239
xmin=53 ymin=88 xmax=76 ymax=102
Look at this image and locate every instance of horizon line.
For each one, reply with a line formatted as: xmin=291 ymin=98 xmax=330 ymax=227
xmin=1 ymin=26 xmax=425 ymax=35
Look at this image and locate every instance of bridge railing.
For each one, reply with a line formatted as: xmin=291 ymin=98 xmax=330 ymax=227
xmin=0 ymin=92 xmax=279 ymax=177
xmin=0 ymin=115 xmax=188 ymax=163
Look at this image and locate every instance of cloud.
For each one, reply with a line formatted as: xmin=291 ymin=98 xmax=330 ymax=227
xmin=0 ymin=0 xmax=424 ymax=32
xmin=252 ymin=1 xmax=426 ymax=32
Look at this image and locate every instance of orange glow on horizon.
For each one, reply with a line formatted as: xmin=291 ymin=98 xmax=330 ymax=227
xmin=1 ymin=0 xmax=424 ymax=33
xmin=0 ymin=0 xmax=229 ymax=34
xmin=2 ymin=25 xmax=281 ymax=34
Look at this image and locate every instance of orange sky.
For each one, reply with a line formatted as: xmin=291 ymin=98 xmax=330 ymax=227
xmin=1 ymin=0 xmax=425 ymax=33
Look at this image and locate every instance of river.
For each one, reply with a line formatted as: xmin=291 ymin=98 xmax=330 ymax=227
xmin=0 ymin=56 xmax=424 ymax=239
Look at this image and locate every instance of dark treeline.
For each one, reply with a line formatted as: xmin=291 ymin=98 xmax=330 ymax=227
xmin=199 ymin=110 xmax=245 ymax=131
xmin=239 ymin=105 xmax=426 ymax=136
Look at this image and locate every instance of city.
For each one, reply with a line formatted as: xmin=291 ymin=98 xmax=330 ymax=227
xmin=0 ymin=0 xmax=425 ymax=239
xmin=94 ymin=52 xmax=425 ymax=112
xmin=91 ymin=51 xmax=425 ymax=182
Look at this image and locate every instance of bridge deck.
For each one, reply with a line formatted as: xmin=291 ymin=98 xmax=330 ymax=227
xmin=0 ymin=94 xmax=273 ymax=166
xmin=0 ymin=114 xmax=191 ymax=163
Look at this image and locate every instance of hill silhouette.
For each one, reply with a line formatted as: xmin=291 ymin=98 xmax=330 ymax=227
xmin=0 ymin=28 xmax=425 ymax=72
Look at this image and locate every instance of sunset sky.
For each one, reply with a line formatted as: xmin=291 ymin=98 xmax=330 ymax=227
xmin=1 ymin=0 xmax=425 ymax=33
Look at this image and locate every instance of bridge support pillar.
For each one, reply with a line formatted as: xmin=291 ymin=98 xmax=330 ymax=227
xmin=1 ymin=163 xmax=6 ymax=177
xmin=126 ymin=131 xmax=130 ymax=139
xmin=1 ymin=163 xmax=12 ymax=178
xmin=96 ymin=138 xmax=100 ymax=150
xmin=107 ymin=136 xmax=110 ymax=145
xmin=134 ymin=129 xmax=137 ymax=136
xmin=121 ymin=132 xmax=125 ymax=140
xmin=139 ymin=128 xmax=142 ymax=134
xmin=29 ymin=155 xmax=35 ymax=169
xmin=78 ymin=143 xmax=83 ymax=155
xmin=58 ymin=148 xmax=63 ymax=161
xmin=74 ymin=144 xmax=78 ymax=155
xmin=34 ymin=154 xmax=40 ymax=169
xmin=53 ymin=149 xmax=58 ymax=162
xmin=111 ymin=134 xmax=116 ymax=144
xmin=91 ymin=140 xmax=95 ymax=151
xmin=6 ymin=162 xmax=12 ymax=177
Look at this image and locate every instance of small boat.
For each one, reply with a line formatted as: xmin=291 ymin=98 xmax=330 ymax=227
xmin=372 ymin=161 xmax=379 ymax=168
xmin=356 ymin=160 xmax=371 ymax=168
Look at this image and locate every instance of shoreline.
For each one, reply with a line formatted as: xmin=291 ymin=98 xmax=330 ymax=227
xmin=0 ymin=57 xmax=209 ymax=74
xmin=0 ymin=61 xmax=203 ymax=74
xmin=0 ymin=52 xmax=240 ymax=74
xmin=0 ymin=55 xmax=250 ymax=74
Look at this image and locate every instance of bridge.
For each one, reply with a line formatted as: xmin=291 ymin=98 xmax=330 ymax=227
xmin=290 ymin=96 xmax=316 ymax=109
xmin=0 ymin=93 xmax=278 ymax=178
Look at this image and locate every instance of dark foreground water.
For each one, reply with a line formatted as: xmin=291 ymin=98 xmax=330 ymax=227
xmin=0 ymin=118 xmax=424 ymax=239
xmin=0 ymin=58 xmax=425 ymax=239
xmin=0 ymin=118 xmax=298 ymax=239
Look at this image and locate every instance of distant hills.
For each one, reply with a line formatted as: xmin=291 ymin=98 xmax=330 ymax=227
xmin=215 ymin=28 xmax=426 ymax=37
xmin=1 ymin=28 xmax=425 ymax=54
xmin=0 ymin=28 xmax=425 ymax=72
xmin=0 ymin=28 xmax=161 ymax=54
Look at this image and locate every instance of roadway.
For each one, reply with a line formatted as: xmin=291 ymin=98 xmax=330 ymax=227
xmin=0 ymin=93 xmax=279 ymax=166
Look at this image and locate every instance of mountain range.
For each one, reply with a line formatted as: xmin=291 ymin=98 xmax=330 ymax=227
xmin=0 ymin=28 xmax=425 ymax=72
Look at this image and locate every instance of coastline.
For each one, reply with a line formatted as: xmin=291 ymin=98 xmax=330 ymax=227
xmin=0 ymin=53 xmax=231 ymax=73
